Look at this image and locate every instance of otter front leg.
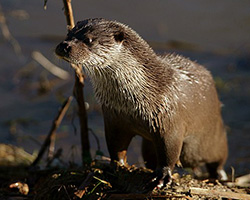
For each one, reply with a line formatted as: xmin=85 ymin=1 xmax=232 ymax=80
xmin=105 ymin=126 xmax=134 ymax=166
xmin=152 ymin=131 xmax=183 ymax=187
xmin=103 ymin=109 xmax=134 ymax=166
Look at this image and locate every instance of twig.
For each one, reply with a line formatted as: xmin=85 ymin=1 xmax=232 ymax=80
xmin=74 ymin=172 xmax=94 ymax=198
xmin=108 ymin=193 xmax=186 ymax=200
xmin=62 ymin=0 xmax=91 ymax=165
xmin=73 ymin=73 xmax=91 ymax=164
xmin=44 ymin=0 xmax=48 ymax=10
xmin=32 ymin=51 xmax=70 ymax=80
xmin=0 ymin=3 xmax=22 ymax=56
xmin=31 ymin=96 xmax=73 ymax=167
xmin=236 ymin=173 xmax=250 ymax=186
xmin=108 ymin=188 xmax=250 ymax=200
xmin=59 ymin=185 xmax=72 ymax=200
xmin=62 ymin=0 xmax=75 ymax=30
xmin=231 ymin=166 xmax=235 ymax=182
xmin=79 ymin=172 xmax=95 ymax=190
xmin=47 ymin=126 xmax=56 ymax=160
xmin=46 ymin=148 xmax=64 ymax=167
xmin=190 ymin=187 xmax=250 ymax=199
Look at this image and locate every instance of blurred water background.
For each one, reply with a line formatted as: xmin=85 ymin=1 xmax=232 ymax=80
xmin=0 ymin=0 xmax=250 ymax=175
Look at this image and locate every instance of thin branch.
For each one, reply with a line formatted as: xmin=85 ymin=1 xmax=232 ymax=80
xmin=62 ymin=0 xmax=91 ymax=165
xmin=31 ymin=96 xmax=73 ymax=167
xmin=190 ymin=187 xmax=250 ymax=200
xmin=108 ymin=193 xmax=185 ymax=199
xmin=32 ymin=51 xmax=70 ymax=80
xmin=74 ymin=172 xmax=94 ymax=198
xmin=236 ymin=173 xmax=250 ymax=186
xmin=44 ymin=0 xmax=48 ymax=10
xmin=62 ymin=0 xmax=75 ymax=30
xmin=73 ymin=72 xmax=91 ymax=164
xmin=0 ymin=3 xmax=22 ymax=56
xmin=46 ymin=148 xmax=63 ymax=167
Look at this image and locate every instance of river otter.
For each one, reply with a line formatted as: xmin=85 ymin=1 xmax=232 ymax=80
xmin=55 ymin=18 xmax=228 ymax=187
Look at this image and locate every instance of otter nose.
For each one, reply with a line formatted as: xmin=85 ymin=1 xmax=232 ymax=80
xmin=55 ymin=41 xmax=71 ymax=57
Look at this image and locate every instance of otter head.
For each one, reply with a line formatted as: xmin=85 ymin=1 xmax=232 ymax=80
xmin=55 ymin=18 xmax=126 ymax=68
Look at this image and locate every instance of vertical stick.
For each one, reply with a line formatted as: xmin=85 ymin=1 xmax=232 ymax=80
xmin=31 ymin=96 xmax=73 ymax=167
xmin=62 ymin=0 xmax=91 ymax=164
xmin=62 ymin=0 xmax=75 ymax=29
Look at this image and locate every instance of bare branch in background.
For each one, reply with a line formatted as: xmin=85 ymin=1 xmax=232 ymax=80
xmin=44 ymin=0 xmax=48 ymax=10
xmin=0 ymin=3 xmax=22 ymax=56
xmin=32 ymin=51 xmax=70 ymax=80
xmin=31 ymin=96 xmax=73 ymax=167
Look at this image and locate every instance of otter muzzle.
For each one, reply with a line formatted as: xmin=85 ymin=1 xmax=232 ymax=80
xmin=55 ymin=41 xmax=71 ymax=59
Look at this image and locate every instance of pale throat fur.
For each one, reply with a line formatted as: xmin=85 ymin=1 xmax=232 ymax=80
xmin=81 ymin=46 xmax=189 ymax=132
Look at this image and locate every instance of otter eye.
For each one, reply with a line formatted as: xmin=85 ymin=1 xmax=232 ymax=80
xmin=114 ymin=31 xmax=124 ymax=42
xmin=83 ymin=37 xmax=92 ymax=45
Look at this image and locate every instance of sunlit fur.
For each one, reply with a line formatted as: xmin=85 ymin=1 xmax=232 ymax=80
xmin=60 ymin=19 xmax=213 ymax=132
xmin=55 ymin=18 xmax=228 ymax=182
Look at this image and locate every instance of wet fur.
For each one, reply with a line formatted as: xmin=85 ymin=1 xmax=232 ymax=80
xmin=56 ymin=18 xmax=228 ymax=183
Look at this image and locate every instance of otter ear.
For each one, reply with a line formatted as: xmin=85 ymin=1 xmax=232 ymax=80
xmin=114 ymin=31 xmax=124 ymax=43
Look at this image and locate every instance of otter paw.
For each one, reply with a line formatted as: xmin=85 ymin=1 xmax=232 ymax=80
xmin=144 ymin=167 xmax=172 ymax=191
xmin=156 ymin=167 xmax=172 ymax=188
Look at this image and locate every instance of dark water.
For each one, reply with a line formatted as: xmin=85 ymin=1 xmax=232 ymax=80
xmin=0 ymin=0 xmax=250 ymax=175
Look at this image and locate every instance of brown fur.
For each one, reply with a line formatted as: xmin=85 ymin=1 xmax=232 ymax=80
xmin=55 ymin=18 xmax=228 ymax=185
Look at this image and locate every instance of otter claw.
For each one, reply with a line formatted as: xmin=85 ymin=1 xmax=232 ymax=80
xmin=145 ymin=167 xmax=172 ymax=191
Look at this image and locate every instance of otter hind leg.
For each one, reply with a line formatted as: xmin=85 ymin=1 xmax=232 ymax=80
xmin=206 ymin=162 xmax=228 ymax=181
